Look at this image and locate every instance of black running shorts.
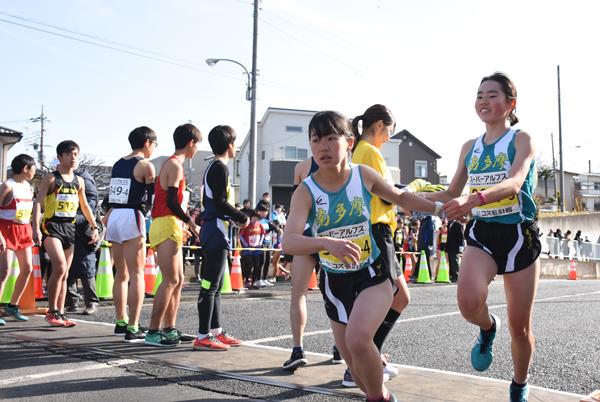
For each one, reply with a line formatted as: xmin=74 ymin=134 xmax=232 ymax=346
xmin=319 ymin=255 xmax=392 ymax=325
xmin=465 ymin=219 xmax=541 ymax=275
xmin=42 ymin=220 xmax=76 ymax=250
xmin=371 ymin=223 xmax=401 ymax=280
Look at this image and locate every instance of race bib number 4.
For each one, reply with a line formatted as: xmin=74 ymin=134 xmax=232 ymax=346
xmin=55 ymin=193 xmax=78 ymax=218
xmin=109 ymin=178 xmax=131 ymax=204
xmin=318 ymin=221 xmax=372 ymax=271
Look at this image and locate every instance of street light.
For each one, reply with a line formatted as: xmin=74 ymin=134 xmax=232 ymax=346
xmin=206 ymin=59 xmax=252 ymax=101
xmin=206 ymin=57 xmax=257 ymax=205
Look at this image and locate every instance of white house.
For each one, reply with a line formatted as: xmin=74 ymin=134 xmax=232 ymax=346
xmin=0 ymin=126 xmax=23 ymax=181
xmin=235 ymin=107 xmax=403 ymax=209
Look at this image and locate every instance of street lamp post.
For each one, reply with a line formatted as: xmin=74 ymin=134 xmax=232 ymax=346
xmin=206 ymin=57 xmax=257 ymax=205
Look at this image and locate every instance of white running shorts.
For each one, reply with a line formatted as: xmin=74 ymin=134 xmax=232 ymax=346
xmin=106 ymin=208 xmax=146 ymax=243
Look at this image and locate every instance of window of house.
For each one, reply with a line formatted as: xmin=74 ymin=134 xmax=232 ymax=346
xmin=284 ymin=147 xmax=296 ymax=159
xmin=261 ymin=150 xmax=265 ymax=160
xmin=284 ymin=146 xmax=308 ymax=160
xmin=594 ymin=182 xmax=600 ymax=190
xmin=594 ymin=200 xmax=600 ymax=211
xmin=415 ymin=160 xmax=428 ymax=178
xmin=286 ymin=125 xmax=303 ymax=133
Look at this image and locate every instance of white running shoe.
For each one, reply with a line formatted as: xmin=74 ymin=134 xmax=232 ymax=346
xmin=381 ymin=354 xmax=399 ymax=378
xmin=341 ymin=368 xmax=390 ymax=388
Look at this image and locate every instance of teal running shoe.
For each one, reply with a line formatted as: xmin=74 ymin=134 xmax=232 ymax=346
xmin=144 ymin=330 xmax=180 ymax=347
xmin=470 ymin=313 xmax=500 ymax=371
xmin=509 ymin=381 xmax=529 ymax=402
xmin=5 ymin=304 xmax=28 ymax=321
xmin=163 ymin=327 xmax=195 ymax=342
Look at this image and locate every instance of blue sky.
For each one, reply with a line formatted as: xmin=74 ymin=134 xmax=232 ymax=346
xmin=2 ymin=0 xmax=599 ymax=178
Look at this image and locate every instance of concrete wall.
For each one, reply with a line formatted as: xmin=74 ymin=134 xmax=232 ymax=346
xmin=538 ymin=212 xmax=600 ymax=243
xmin=540 ymin=257 xmax=600 ymax=279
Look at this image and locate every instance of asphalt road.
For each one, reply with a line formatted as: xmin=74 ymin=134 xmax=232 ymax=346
xmin=2 ymin=278 xmax=599 ymax=400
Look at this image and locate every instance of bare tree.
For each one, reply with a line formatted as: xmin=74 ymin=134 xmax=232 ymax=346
xmin=77 ymin=154 xmax=111 ymax=197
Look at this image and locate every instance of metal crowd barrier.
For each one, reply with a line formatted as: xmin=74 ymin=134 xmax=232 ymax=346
xmin=541 ymin=235 xmax=600 ymax=261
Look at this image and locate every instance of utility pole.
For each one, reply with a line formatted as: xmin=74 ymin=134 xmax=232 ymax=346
xmin=30 ymin=105 xmax=48 ymax=170
xmin=551 ymin=132 xmax=558 ymax=200
xmin=557 ymin=65 xmax=565 ymax=212
xmin=248 ymin=0 xmax=259 ymax=206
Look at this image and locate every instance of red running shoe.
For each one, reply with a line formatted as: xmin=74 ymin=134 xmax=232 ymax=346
xmin=45 ymin=311 xmax=65 ymax=327
xmin=215 ymin=331 xmax=243 ymax=347
xmin=193 ymin=334 xmax=230 ymax=351
xmin=60 ymin=313 xmax=77 ymax=327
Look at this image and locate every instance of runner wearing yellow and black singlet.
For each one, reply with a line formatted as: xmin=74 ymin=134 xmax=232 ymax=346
xmin=33 ymin=141 xmax=99 ymax=328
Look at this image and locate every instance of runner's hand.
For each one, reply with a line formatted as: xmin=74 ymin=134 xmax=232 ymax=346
xmin=89 ymin=228 xmax=99 ymax=244
xmin=188 ymin=221 xmax=200 ymax=237
xmin=443 ymin=195 xmax=472 ymax=222
xmin=33 ymin=229 xmax=42 ymax=245
xmin=182 ymin=226 xmax=193 ymax=242
xmin=325 ymin=238 xmax=361 ymax=268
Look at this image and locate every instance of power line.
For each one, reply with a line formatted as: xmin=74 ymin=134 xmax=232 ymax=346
xmin=0 ymin=15 xmax=309 ymax=95
xmin=0 ymin=119 xmax=31 ymax=125
xmin=0 ymin=12 xmax=202 ymax=68
xmin=0 ymin=17 xmax=214 ymax=73
xmin=261 ymin=5 xmax=352 ymax=52
xmin=259 ymin=17 xmax=364 ymax=75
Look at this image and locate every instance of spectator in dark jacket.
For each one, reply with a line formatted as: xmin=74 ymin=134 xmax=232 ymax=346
xmin=65 ymin=168 xmax=101 ymax=315
xmin=446 ymin=220 xmax=465 ymax=282
xmin=255 ymin=192 xmax=271 ymax=212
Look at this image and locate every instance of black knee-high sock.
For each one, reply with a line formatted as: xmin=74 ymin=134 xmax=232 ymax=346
xmin=373 ymin=308 xmax=401 ymax=352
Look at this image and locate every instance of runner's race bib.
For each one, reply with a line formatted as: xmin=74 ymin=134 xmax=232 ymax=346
xmin=109 ymin=178 xmax=131 ymax=204
xmin=249 ymin=234 xmax=261 ymax=247
xmin=470 ymin=172 xmax=521 ymax=218
xmin=55 ymin=193 xmax=78 ymax=218
xmin=318 ymin=221 xmax=372 ymax=271
xmin=15 ymin=201 xmax=33 ymax=223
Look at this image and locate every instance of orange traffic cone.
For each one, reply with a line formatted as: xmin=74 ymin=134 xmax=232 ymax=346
xmin=230 ymin=250 xmax=244 ymax=291
xmin=308 ymin=268 xmax=318 ymax=290
xmin=568 ymin=259 xmax=577 ymax=280
xmin=144 ymin=248 xmax=158 ymax=296
xmin=19 ymin=247 xmax=47 ymax=315
xmin=32 ymin=246 xmax=44 ymax=299
xmin=403 ymin=254 xmax=413 ymax=282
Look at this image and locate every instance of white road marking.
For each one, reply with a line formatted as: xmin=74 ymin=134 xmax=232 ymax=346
xmin=247 ymin=289 xmax=600 ymax=343
xmin=29 ymin=288 xmax=596 ymax=398
xmin=244 ymin=343 xmax=584 ymax=398
xmin=0 ymin=358 xmax=137 ymax=386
